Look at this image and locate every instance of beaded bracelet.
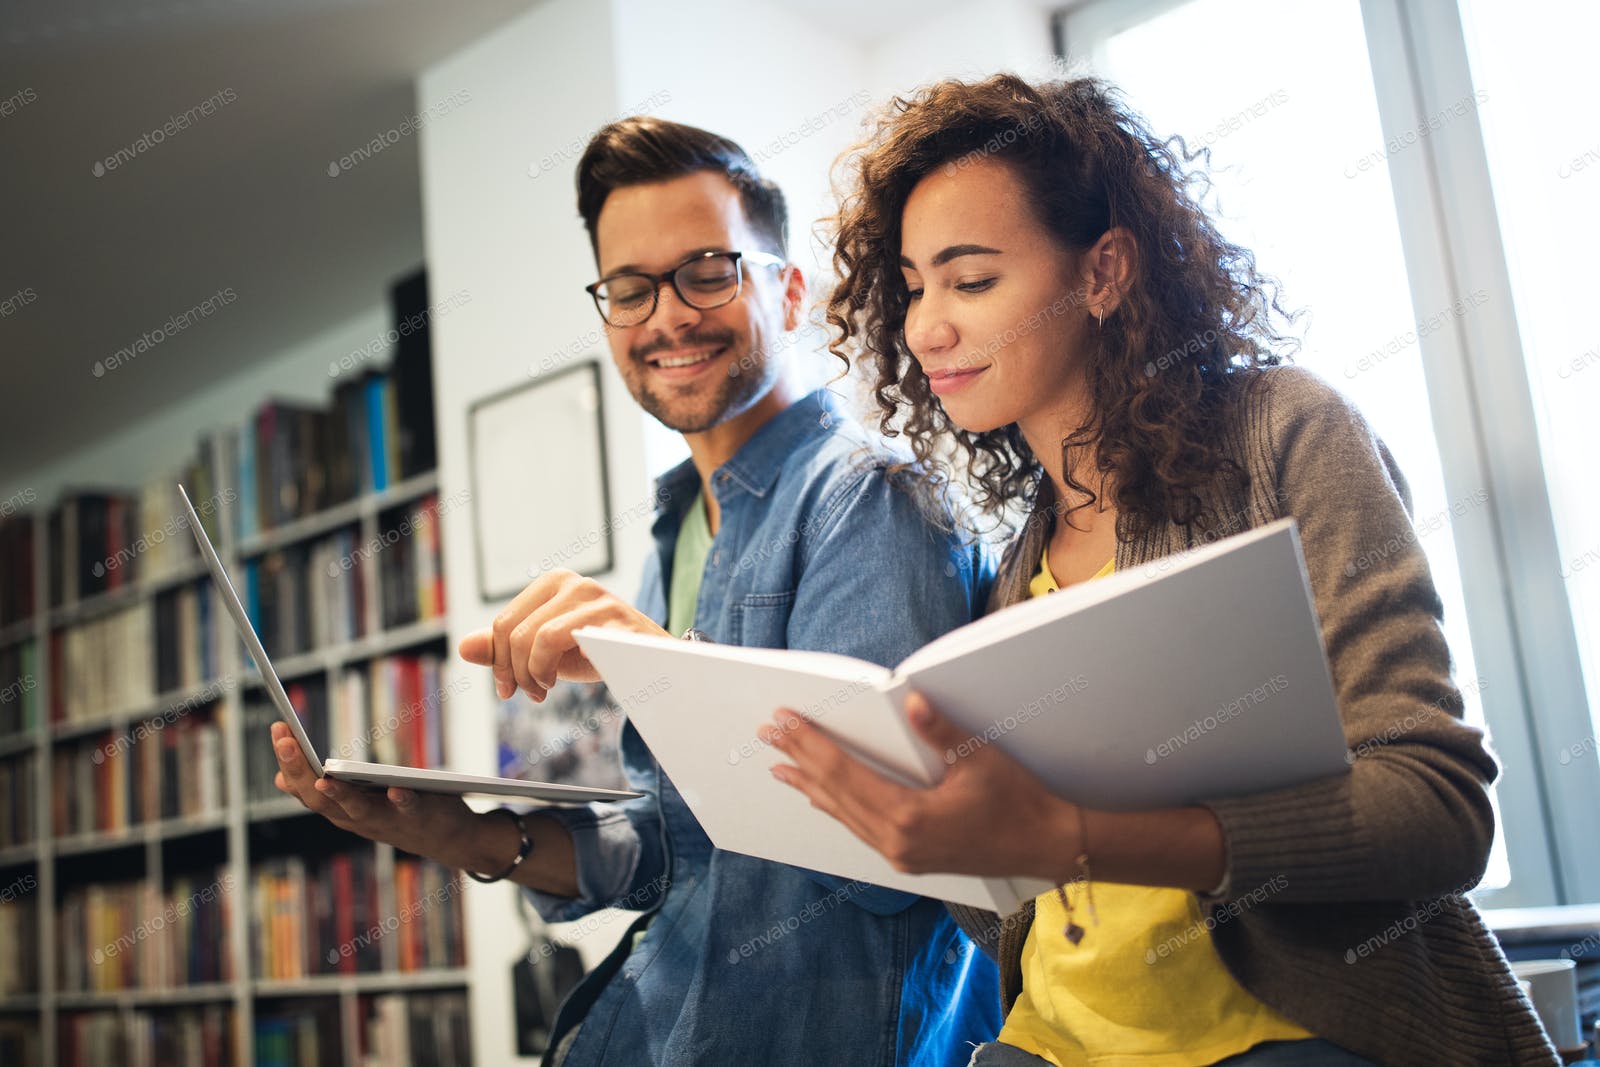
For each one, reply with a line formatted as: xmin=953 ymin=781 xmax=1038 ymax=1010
xmin=466 ymin=808 xmax=533 ymax=884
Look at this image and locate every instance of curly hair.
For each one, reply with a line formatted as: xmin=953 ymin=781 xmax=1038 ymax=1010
xmin=824 ymin=73 xmax=1300 ymax=537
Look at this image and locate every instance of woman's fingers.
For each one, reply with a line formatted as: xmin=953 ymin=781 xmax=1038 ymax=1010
xmin=903 ymin=690 xmax=977 ymax=762
xmin=760 ymin=710 xmax=915 ymax=851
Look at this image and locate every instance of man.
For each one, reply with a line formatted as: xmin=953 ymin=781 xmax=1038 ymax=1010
xmin=271 ymin=116 xmax=1000 ymax=1065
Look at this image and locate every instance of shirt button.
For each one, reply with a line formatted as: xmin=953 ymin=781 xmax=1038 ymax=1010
xmin=712 ymin=551 xmax=722 ymax=566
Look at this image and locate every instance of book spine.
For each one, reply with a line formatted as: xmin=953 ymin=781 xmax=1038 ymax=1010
xmin=365 ymin=376 xmax=389 ymax=493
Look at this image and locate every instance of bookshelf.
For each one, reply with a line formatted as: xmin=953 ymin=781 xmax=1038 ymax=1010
xmin=0 ymin=277 xmax=474 ymax=1066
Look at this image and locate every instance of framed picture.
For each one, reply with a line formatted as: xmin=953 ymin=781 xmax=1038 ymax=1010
xmin=467 ymin=360 xmax=613 ymax=601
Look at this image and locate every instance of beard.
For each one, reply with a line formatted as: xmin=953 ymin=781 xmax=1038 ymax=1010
xmin=624 ymin=328 xmax=780 ymax=434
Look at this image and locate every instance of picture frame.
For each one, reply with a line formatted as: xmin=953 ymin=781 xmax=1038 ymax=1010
xmin=467 ymin=360 xmax=613 ymax=601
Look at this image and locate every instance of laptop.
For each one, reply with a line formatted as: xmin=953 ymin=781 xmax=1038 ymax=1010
xmin=177 ymin=485 xmax=641 ymax=804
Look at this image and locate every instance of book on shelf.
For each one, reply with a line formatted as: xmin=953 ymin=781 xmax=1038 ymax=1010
xmin=45 ymin=467 xmax=223 ymax=609
xmin=392 ymin=857 xmax=467 ymax=972
xmin=242 ymin=526 xmax=371 ymax=661
xmin=244 ymin=651 xmax=447 ymax=803
xmin=51 ymin=737 xmax=128 ymax=838
xmin=55 ymin=867 xmax=232 ymax=992
xmin=232 ymin=329 xmax=439 ymax=541
xmin=153 ymin=582 xmax=220 ymax=694
xmin=48 ymin=490 xmax=137 ymax=607
xmin=239 ymin=497 xmax=445 ymax=662
xmin=361 ymin=989 xmax=471 ymax=1067
xmin=51 ymin=707 xmax=226 ymax=837
xmin=0 ymin=889 xmax=39 ymax=996
xmin=378 ymin=494 xmax=446 ymax=630
xmin=0 ymin=513 xmax=36 ymax=628
xmin=248 ymin=850 xmax=463 ymax=982
xmin=50 ymin=597 xmax=161 ymax=730
xmin=388 ymin=268 xmax=439 ymax=485
xmin=0 ymin=638 xmax=39 ymax=737
xmin=6 ymin=267 xmax=466 ymax=1066
xmin=245 ymin=678 xmax=326 ymax=804
xmin=50 ymin=602 xmax=155 ymax=726
xmin=158 ymin=710 xmax=227 ymax=822
xmin=0 ymin=754 xmax=34 ymax=849
xmin=58 ymin=1004 xmax=234 ymax=1067
xmin=158 ymin=870 xmax=234 ymax=986
xmin=251 ymin=851 xmax=383 ymax=979
xmin=254 ymin=1000 xmax=339 ymax=1067
xmin=47 ymin=581 xmax=215 ymax=731
xmin=0 ymin=1016 xmax=41 ymax=1066
xmin=252 ymin=400 xmax=333 ymax=531
xmin=362 ymin=653 xmax=446 ymax=769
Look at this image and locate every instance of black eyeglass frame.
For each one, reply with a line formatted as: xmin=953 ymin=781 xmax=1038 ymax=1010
xmin=585 ymin=250 xmax=785 ymax=327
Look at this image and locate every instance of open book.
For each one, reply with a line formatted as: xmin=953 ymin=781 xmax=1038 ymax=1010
xmin=574 ymin=518 xmax=1349 ymax=914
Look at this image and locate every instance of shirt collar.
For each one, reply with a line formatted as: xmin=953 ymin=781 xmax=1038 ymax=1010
xmin=715 ymin=389 xmax=841 ymax=499
xmin=650 ymin=388 xmax=844 ymax=517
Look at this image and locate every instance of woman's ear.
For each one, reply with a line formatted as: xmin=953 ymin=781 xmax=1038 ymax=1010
xmin=1084 ymin=226 xmax=1137 ymax=320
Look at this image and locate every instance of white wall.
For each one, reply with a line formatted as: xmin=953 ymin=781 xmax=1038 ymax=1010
xmin=861 ymin=0 xmax=1058 ymax=100
xmin=415 ymin=0 xmax=633 ymax=1062
xmin=605 ymin=0 xmax=872 ymax=473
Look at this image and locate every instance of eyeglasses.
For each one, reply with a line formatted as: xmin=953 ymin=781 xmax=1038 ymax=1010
xmin=585 ymin=250 xmax=784 ymax=327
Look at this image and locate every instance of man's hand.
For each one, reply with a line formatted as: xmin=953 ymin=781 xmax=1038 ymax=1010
xmin=459 ymin=569 xmax=670 ymax=702
xmin=270 ymin=721 xmax=493 ymax=872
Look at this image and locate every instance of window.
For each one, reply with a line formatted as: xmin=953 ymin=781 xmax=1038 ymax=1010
xmin=1060 ymin=0 xmax=1598 ymax=904
xmin=1458 ymin=0 xmax=1600 ymax=755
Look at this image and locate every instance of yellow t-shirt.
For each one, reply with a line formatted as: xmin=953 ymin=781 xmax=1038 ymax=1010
xmin=1001 ymin=544 xmax=1313 ymax=1067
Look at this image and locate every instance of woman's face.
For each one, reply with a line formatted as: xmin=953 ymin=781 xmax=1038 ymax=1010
xmin=898 ymin=157 xmax=1091 ymax=436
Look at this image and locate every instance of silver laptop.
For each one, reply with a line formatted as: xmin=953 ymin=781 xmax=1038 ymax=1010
xmin=177 ymin=484 xmax=640 ymax=804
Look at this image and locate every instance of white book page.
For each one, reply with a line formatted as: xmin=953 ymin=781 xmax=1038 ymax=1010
xmin=574 ymin=629 xmax=1047 ymax=911
xmin=896 ymin=519 xmax=1295 ymax=678
xmin=894 ymin=520 xmax=1348 ymax=811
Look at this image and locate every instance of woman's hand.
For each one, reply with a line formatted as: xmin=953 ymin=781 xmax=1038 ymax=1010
xmin=759 ymin=691 xmax=1081 ymax=884
xmin=458 ymin=569 xmax=671 ymax=702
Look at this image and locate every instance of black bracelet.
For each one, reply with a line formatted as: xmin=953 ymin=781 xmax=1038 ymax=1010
xmin=466 ymin=808 xmax=533 ymax=884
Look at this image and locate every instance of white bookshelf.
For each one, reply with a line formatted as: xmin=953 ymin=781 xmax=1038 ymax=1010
xmin=0 ymin=459 xmax=469 ymax=1066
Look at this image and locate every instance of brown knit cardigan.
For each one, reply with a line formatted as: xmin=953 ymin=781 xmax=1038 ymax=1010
xmin=945 ymin=366 xmax=1558 ymax=1067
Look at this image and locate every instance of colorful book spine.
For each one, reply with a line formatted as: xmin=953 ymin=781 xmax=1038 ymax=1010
xmin=365 ymin=374 xmax=390 ymax=493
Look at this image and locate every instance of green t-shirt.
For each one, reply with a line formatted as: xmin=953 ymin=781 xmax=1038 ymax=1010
xmin=667 ymin=491 xmax=713 ymax=638
xmin=623 ymin=490 xmax=714 ymax=954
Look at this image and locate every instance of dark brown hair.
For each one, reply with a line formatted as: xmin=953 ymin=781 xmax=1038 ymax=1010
xmin=825 ymin=74 xmax=1298 ymax=536
xmin=576 ymin=116 xmax=788 ymax=261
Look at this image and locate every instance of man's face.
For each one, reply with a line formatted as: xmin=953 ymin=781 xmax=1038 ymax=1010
xmin=593 ymin=171 xmax=793 ymax=434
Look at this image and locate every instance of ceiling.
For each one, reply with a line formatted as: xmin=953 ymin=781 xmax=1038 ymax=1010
xmin=0 ymin=0 xmax=986 ymax=487
xmin=0 ymin=0 xmax=542 ymax=484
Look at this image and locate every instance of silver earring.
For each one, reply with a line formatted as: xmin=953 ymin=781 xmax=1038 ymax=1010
xmin=1096 ymin=307 xmax=1105 ymax=330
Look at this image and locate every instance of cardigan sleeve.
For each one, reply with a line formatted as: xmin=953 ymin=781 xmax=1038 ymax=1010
xmin=1198 ymin=366 xmax=1500 ymax=904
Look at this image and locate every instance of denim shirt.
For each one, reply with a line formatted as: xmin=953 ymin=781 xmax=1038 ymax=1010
xmin=528 ymin=389 xmax=1002 ymax=1066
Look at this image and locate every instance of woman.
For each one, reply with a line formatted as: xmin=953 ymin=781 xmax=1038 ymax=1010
xmin=759 ymin=74 xmax=1556 ymax=1066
